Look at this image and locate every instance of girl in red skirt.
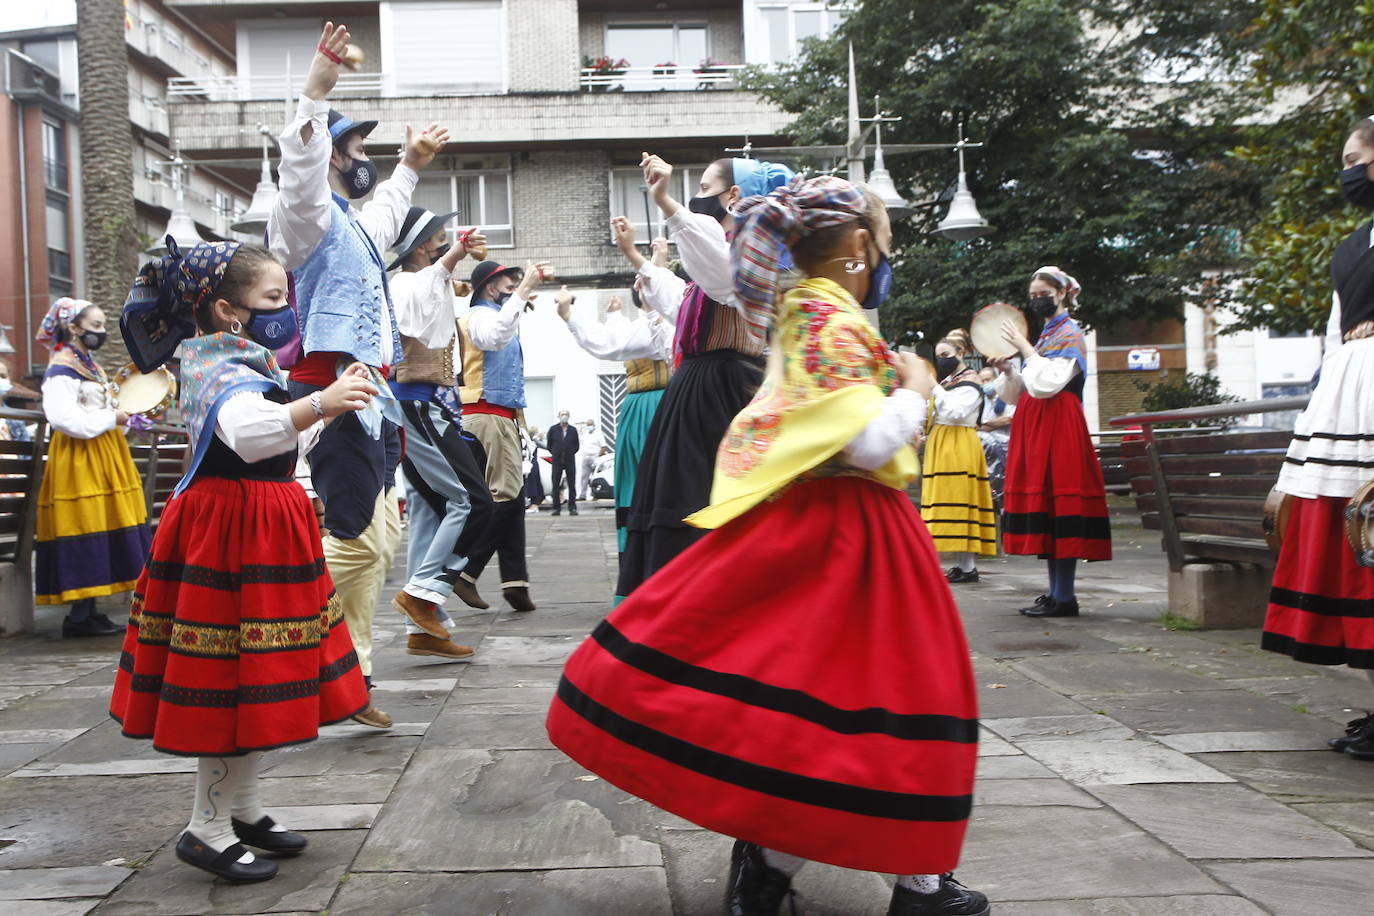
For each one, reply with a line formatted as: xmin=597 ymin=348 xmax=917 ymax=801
xmin=992 ymin=267 xmax=1111 ymax=618
xmin=548 ymin=177 xmax=988 ymax=916
xmin=110 ymin=239 xmax=377 ymax=883
xmin=1264 ymin=118 xmax=1374 ymax=761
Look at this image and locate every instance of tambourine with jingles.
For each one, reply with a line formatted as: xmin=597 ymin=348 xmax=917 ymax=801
xmin=1262 ymin=487 xmax=1292 ymax=553
xmin=970 ymin=302 xmax=1028 ymax=360
xmin=111 ymin=362 xmax=177 ymax=419
xmin=1344 ymin=479 xmax=1374 ymax=568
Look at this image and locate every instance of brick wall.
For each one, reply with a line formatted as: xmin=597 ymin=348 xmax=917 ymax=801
xmin=508 ymin=0 xmax=580 ymax=92
xmin=501 ymin=149 xmax=628 ymax=284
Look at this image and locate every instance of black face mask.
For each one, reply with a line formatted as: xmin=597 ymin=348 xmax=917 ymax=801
xmin=494 ymin=292 xmax=513 ymax=305
xmin=433 ymin=243 xmax=451 ymax=261
xmin=338 ymin=155 xmax=379 ymax=200
xmin=935 ymin=356 xmax=960 ymax=381
xmin=687 ymin=192 xmax=729 ymax=223
xmin=79 ymin=329 xmax=107 ymax=351
xmin=1028 ymin=295 xmax=1058 ymax=319
xmin=1341 ymin=163 xmax=1374 ymax=209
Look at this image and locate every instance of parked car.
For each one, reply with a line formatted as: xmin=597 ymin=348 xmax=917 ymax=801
xmin=590 ymin=452 xmax=615 ymax=500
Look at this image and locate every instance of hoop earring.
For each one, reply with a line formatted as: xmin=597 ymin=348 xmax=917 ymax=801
xmin=229 ymin=319 xmax=243 ymax=334
xmin=842 ymin=259 xmax=866 ymax=274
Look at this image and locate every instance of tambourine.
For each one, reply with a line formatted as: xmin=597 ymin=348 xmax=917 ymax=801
xmin=111 ymin=362 xmax=177 ymax=419
xmin=1262 ymin=487 xmax=1292 ymax=553
xmin=970 ymin=302 xmax=1028 ymax=360
xmin=1344 ymin=479 xmax=1374 ymax=568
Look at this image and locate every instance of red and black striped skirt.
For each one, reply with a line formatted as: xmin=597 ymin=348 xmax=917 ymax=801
xmin=110 ymin=476 xmax=369 ymax=756
xmin=1002 ymin=390 xmax=1112 ymax=560
xmin=1263 ymin=495 xmax=1374 ymax=669
xmin=547 ymin=476 xmax=978 ymax=875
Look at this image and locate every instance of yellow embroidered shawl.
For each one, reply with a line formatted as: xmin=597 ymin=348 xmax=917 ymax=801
xmin=687 ymin=276 xmax=917 ymax=530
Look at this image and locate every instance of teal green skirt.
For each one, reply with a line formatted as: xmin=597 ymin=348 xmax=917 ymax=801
xmin=615 ymin=388 xmax=667 ymax=554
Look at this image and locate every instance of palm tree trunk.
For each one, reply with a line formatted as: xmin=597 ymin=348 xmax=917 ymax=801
xmin=76 ymin=0 xmax=140 ymax=371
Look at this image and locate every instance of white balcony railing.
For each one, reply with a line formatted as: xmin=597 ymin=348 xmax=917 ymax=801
xmin=166 ymin=72 xmax=386 ymax=102
xmin=579 ymin=64 xmax=746 ymax=92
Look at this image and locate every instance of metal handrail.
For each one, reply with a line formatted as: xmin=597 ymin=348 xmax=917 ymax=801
xmin=579 ymin=64 xmax=745 ymax=90
xmin=166 ymin=72 xmax=385 ymax=101
xmin=1109 ymin=395 xmax=1310 ymax=428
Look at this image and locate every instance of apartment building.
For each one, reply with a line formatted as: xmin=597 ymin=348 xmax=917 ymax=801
xmin=0 ymin=0 xmax=251 ymax=381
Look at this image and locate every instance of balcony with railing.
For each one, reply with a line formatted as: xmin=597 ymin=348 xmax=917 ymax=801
xmin=578 ymin=62 xmax=746 ymax=92
xmin=166 ymin=71 xmax=385 ymax=103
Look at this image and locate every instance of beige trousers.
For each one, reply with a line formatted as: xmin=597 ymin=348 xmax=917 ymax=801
xmin=324 ymin=488 xmax=402 ymax=677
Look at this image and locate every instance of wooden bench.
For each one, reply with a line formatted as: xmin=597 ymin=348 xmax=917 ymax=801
xmin=1109 ymin=395 xmax=1310 ymax=628
xmin=0 ymin=409 xmax=188 ymax=636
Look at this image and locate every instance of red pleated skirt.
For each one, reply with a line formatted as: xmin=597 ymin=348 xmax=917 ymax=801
xmin=1262 ymin=495 xmax=1374 ymax=669
xmin=547 ymin=476 xmax=979 ymax=875
xmin=1002 ymin=390 xmax=1111 ymax=560
xmin=110 ymin=476 xmax=369 ymax=756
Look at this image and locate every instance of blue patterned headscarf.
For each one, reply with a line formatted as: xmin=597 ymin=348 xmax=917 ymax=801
xmin=121 ymin=238 xmax=241 ymax=373
xmin=732 ymin=159 xmax=796 ymax=200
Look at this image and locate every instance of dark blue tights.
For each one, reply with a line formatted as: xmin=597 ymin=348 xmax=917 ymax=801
xmin=1046 ymin=558 xmax=1078 ymax=603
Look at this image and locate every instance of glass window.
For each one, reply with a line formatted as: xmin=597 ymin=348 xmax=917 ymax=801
xmin=609 ymin=166 xmax=704 ymax=240
xmin=46 ymin=199 xmax=68 ymax=253
xmin=42 ymin=120 xmax=66 ymax=191
xmin=757 ymin=3 xmax=853 ymax=65
xmin=415 ymin=169 xmax=514 ymax=248
xmin=603 ymin=21 xmax=711 ymax=89
xmin=382 ymin=1 xmax=504 ymax=95
xmin=793 ymin=10 xmax=823 ymax=42
xmin=761 ymin=8 xmax=790 ymax=63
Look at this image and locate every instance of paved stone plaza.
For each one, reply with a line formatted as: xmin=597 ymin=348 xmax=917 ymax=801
xmin=1 ymin=502 xmax=1371 ymax=915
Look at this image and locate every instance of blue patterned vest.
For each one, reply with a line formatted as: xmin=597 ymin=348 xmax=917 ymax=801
xmin=457 ymin=298 xmax=525 ymax=409
xmin=290 ymin=194 xmax=403 ymax=368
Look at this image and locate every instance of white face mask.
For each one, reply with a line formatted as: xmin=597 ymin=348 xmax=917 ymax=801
xmin=0 ymin=379 xmax=11 ymax=398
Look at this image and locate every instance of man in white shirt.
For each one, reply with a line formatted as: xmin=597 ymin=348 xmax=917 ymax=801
xmin=578 ymin=420 xmax=604 ymax=501
xmin=266 ymin=22 xmax=449 ymax=728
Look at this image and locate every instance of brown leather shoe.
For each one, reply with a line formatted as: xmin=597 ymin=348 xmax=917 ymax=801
xmin=392 ymin=592 xmax=449 ymax=639
xmin=406 ymin=633 xmax=475 ymax=660
xmin=351 ymin=702 xmax=393 ymax=729
xmin=502 ymin=586 xmax=536 ymax=613
xmin=451 ymin=577 xmax=490 ymax=610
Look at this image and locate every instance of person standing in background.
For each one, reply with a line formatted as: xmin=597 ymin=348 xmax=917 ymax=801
xmin=546 ymin=409 xmax=580 ymax=516
xmin=578 ymin=420 xmax=603 ymax=502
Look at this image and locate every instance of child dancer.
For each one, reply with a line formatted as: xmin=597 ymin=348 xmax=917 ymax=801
xmin=923 ymin=333 xmax=997 ymax=582
xmin=111 ymin=239 xmax=376 ymax=883
xmin=548 ymin=178 xmax=987 ymax=916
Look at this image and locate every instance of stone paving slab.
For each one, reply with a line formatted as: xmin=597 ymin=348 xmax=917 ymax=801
xmin=0 ymin=662 xmax=109 ymax=687
xmin=1089 ymin=783 xmax=1373 ymax=859
xmin=455 ymin=664 xmax=565 ymax=688
xmin=983 ymin=714 xmax=1134 ymax=742
xmin=256 ymin=736 xmax=422 ymax=779
xmin=328 ymin=868 xmax=674 ymax=915
xmin=1289 ymin=802 xmax=1374 ymax=851
xmin=1018 ymin=738 xmax=1235 ymax=786
xmin=356 ymin=748 xmax=662 ymax=872
xmin=974 ymin=755 xmax=1058 ymax=779
xmin=0 ymin=865 xmax=130 ymax=899
xmin=1201 ymin=750 xmax=1374 ymax=802
xmin=958 ymin=805 xmax=1230 ymax=900
xmin=992 ymin=898 xmax=1267 ymax=915
xmin=0 ymin=773 xmax=192 ymax=867
xmin=1007 ymin=652 xmax=1225 ymax=696
xmin=257 ymin=773 xmax=400 ymax=806
xmin=973 ymin=777 xmax=1103 ymax=808
xmin=976 ymin=728 xmax=1021 ymax=757
xmin=1226 ymin=675 xmax=1372 ymax=724
xmin=1159 ymin=730 xmax=1330 ymax=753
xmin=422 ymin=709 xmax=555 ymax=750
xmin=0 ymin=742 xmax=57 ymax=777
xmin=10 ymin=758 xmax=198 ymax=778
xmin=99 ymin=829 xmax=366 ymax=916
xmin=1074 ymin=688 xmax=1325 ymax=735
xmin=262 ymin=804 xmax=381 ymax=830
xmin=1203 ymin=860 xmax=1374 ymax=916
xmin=469 ymin=635 xmax=581 ymax=666
xmin=0 ymin=901 xmax=102 ymax=916
xmin=0 ymin=693 xmax=113 ymax=729
xmin=0 ymin=728 xmax=91 ymax=744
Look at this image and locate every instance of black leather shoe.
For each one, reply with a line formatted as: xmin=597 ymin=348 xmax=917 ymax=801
xmin=1022 ymin=598 xmax=1079 ymax=618
xmin=175 ymin=832 xmax=278 ymax=883
xmin=946 ymin=568 xmax=980 ymax=584
xmin=62 ymin=616 xmax=122 ymax=638
xmin=551 ymin=510 xmax=561 ymax=516
xmin=1016 ymin=594 xmax=1052 ymax=615
xmin=1328 ymin=712 xmax=1374 ymax=751
xmin=503 ymin=586 xmax=537 ymax=613
xmin=1345 ymin=731 xmax=1374 ymax=761
xmin=569 ymin=508 xmax=579 ymax=515
xmin=726 ymin=841 xmax=797 ymax=916
xmin=231 ymin=815 xmax=308 ymax=855
xmin=887 ymin=874 xmax=990 ymax=916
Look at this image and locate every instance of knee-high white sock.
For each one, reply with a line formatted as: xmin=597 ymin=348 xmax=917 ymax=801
xmin=228 ymin=752 xmax=277 ymax=829
xmin=957 ymin=552 xmax=976 ymax=573
xmin=760 ymin=848 xmax=807 ymax=877
xmin=187 ymin=757 xmax=255 ymax=863
xmin=896 ymin=874 xmax=942 ymax=894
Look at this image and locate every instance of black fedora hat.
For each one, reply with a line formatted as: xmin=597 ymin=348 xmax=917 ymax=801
xmin=327 ymin=109 xmax=377 ymax=150
xmin=388 ymin=206 xmax=459 ymax=271
xmin=469 ymin=260 xmax=521 ymax=302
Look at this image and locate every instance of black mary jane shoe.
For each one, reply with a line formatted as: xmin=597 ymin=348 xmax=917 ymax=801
xmin=1016 ymin=594 xmax=1052 ymax=616
xmin=231 ymin=815 xmax=309 ymax=855
xmin=1328 ymin=712 xmax=1374 ymax=752
xmin=726 ymin=840 xmax=797 ymax=916
xmin=1021 ymin=598 xmax=1080 ymax=618
xmin=946 ymin=568 xmax=980 ymax=584
xmin=887 ymin=874 xmax=990 ymax=916
xmin=175 ymin=832 xmax=278 ymax=883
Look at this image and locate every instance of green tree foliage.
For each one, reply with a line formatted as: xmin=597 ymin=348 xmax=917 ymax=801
xmin=741 ymin=0 xmax=1262 ymax=346
xmin=1134 ymin=370 xmax=1242 ymax=427
xmin=1225 ymin=0 xmax=1374 ymax=334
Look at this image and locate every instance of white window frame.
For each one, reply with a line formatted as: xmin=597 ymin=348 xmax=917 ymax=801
xmin=379 ymin=1 xmax=508 ymax=97
xmin=602 ymin=19 xmax=712 ymax=67
xmin=607 ymin=164 xmax=709 ymax=242
xmin=422 ymin=167 xmax=516 ymax=249
xmin=749 ymin=1 xmax=853 ymax=66
xmin=236 ymin=16 xmax=323 ymax=102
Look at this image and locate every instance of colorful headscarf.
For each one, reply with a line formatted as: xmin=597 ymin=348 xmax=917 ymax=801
xmin=37 ymin=297 xmax=93 ymax=352
xmin=122 ymin=237 xmax=242 ymax=373
xmin=173 ymin=332 xmax=287 ymax=497
xmin=1032 ymin=265 xmax=1082 ymax=305
xmin=1035 ymin=311 xmax=1087 ymax=376
xmin=731 ymin=159 xmax=796 ymax=200
xmin=731 ymin=175 xmax=867 ymax=338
